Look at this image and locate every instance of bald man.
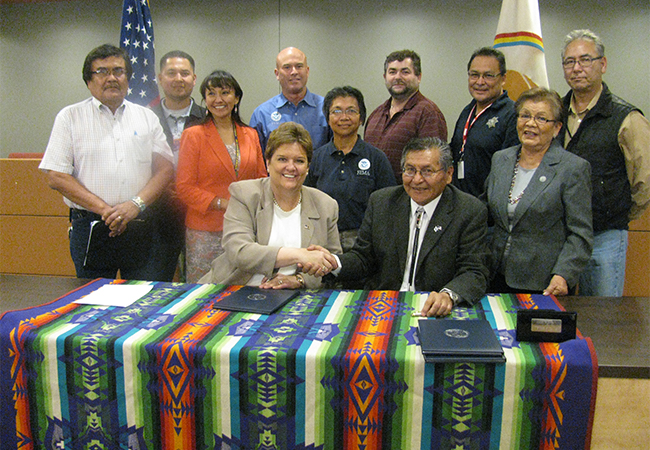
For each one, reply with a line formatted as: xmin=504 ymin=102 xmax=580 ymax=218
xmin=250 ymin=47 xmax=331 ymax=150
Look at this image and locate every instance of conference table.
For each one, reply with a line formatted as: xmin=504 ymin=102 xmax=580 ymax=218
xmin=0 ymin=277 xmax=598 ymax=449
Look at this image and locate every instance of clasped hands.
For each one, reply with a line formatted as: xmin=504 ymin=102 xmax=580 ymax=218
xmin=298 ymin=245 xmax=338 ymax=276
xmin=259 ymin=245 xmax=338 ymax=290
xmin=101 ymin=201 xmax=141 ymax=237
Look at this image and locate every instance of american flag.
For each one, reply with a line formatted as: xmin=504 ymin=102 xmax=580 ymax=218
xmin=120 ymin=0 xmax=159 ymax=106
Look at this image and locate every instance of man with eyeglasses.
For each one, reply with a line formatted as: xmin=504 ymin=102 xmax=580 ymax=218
xmin=364 ymin=50 xmax=447 ymax=182
xmin=560 ymin=29 xmax=650 ymax=297
xmin=39 ymin=44 xmax=174 ymax=280
xmin=450 ymin=47 xmax=519 ymax=198
xmin=317 ymin=137 xmax=489 ymax=316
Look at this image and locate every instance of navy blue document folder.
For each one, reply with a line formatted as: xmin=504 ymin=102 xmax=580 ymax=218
xmin=417 ymin=319 xmax=506 ymax=363
xmin=213 ymin=286 xmax=300 ymax=315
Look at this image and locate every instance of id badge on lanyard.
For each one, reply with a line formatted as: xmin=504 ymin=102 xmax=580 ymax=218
xmin=458 ymin=103 xmax=492 ymax=179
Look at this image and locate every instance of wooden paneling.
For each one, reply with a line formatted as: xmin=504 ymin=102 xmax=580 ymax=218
xmin=0 ymin=216 xmax=75 ymax=275
xmin=0 ymin=158 xmax=75 ymax=276
xmin=625 ymin=208 xmax=650 ymax=296
xmin=625 ymin=231 xmax=650 ymax=296
xmin=0 ymin=159 xmax=67 ymax=216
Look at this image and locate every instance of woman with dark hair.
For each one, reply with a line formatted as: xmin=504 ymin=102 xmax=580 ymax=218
xmin=176 ymin=70 xmax=267 ymax=282
xmin=305 ymin=86 xmax=396 ymax=251
xmin=486 ymin=87 xmax=593 ymax=295
xmin=200 ymin=122 xmax=341 ymax=288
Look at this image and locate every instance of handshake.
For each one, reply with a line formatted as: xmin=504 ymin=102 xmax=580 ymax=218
xmin=259 ymin=245 xmax=340 ymax=290
xmin=297 ymin=245 xmax=339 ymax=277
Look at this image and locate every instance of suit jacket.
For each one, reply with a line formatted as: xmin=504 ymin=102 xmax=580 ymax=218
xmin=337 ymin=184 xmax=489 ymax=305
xmin=150 ymin=99 xmax=206 ymax=149
xmin=176 ymin=121 xmax=268 ymax=231
xmin=486 ymin=141 xmax=593 ymax=290
xmin=200 ymin=178 xmax=342 ymax=288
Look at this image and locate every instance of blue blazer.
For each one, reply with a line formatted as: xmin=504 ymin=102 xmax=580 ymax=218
xmin=486 ymin=141 xmax=593 ymax=290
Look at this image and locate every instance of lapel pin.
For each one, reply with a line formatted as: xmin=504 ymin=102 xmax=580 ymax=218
xmin=434 ymin=225 xmax=442 ymax=232
xmin=539 ymin=176 xmax=547 ymax=182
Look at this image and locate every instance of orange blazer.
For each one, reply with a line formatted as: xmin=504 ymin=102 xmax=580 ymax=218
xmin=176 ymin=121 xmax=267 ymax=231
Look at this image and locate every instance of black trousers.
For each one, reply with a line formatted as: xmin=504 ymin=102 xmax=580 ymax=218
xmin=69 ymin=209 xmax=154 ymax=280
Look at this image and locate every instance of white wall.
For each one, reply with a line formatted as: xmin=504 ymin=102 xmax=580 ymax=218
xmin=1 ymin=0 xmax=648 ymax=157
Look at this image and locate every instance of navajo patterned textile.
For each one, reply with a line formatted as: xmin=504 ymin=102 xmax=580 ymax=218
xmin=0 ymin=280 xmax=597 ymax=449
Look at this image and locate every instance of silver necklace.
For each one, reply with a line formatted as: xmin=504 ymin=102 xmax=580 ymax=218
xmin=508 ymin=152 xmax=526 ymax=205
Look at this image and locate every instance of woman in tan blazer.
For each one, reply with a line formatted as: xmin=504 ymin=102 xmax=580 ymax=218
xmin=200 ymin=122 xmax=341 ymax=289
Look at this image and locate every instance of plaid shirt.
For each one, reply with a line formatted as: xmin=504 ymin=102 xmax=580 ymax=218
xmin=364 ymin=91 xmax=447 ymax=180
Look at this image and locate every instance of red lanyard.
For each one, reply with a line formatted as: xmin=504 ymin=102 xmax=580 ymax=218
xmin=460 ymin=102 xmax=493 ymax=158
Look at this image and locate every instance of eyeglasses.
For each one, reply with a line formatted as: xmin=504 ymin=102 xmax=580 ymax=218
xmin=92 ymin=67 xmax=127 ymax=78
xmin=517 ymin=113 xmax=557 ymax=125
xmin=329 ymin=108 xmax=360 ymax=117
xmin=562 ymin=56 xmax=603 ymax=69
xmin=402 ymin=166 xmax=445 ymax=179
xmin=468 ymin=71 xmax=502 ymax=81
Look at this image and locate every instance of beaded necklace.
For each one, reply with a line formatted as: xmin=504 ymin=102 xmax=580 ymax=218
xmin=508 ymin=151 xmax=526 ymax=205
xmin=273 ymin=191 xmax=302 ymax=211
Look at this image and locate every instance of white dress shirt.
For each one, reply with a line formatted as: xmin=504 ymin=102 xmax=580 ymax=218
xmin=400 ymin=196 xmax=442 ymax=291
xmin=40 ymin=97 xmax=173 ymax=209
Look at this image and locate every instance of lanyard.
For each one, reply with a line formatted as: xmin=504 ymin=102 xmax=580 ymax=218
xmin=459 ymin=102 xmax=493 ymax=159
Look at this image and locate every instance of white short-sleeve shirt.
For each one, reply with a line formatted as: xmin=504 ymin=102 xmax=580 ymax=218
xmin=40 ymin=97 xmax=173 ymax=209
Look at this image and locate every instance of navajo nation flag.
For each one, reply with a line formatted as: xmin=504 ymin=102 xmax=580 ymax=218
xmin=494 ymin=0 xmax=549 ymax=99
xmin=120 ymin=0 xmax=159 ymax=106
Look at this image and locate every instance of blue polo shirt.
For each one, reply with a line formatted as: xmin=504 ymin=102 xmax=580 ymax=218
xmin=305 ymin=137 xmax=397 ymax=231
xmin=250 ymin=89 xmax=331 ymax=151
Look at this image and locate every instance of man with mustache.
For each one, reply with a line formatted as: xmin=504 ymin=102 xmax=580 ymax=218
xmin=39 ymin=44 xmax=174 ymax=280
xmin=364 ymin=49 xmax=447 ymax=181
xmin=147 ymin=50 xmax=206 ymax=281
xmin=450 ymin=47 xmax=518 ymax=198
xmin=560 ymin=29 xmax=650 ymax=296
xmin=250 ymin=46 xmax=330 ymax=151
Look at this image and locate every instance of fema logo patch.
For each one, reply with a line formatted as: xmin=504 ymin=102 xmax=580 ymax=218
xmin=358 ymin=158 xmax=371 ymax=170
xmin=271 ymin=111 xmax=282 ymax=122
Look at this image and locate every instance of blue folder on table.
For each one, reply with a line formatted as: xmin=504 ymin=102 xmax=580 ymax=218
xmin=418 ymin=319 xmax=506 ymax=363
xmin=213 ymin=286 xmax=300 ymax=315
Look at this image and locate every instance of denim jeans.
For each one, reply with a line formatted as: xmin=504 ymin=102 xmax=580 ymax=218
xmin=578 ymin=229 xmax=628 ymax=297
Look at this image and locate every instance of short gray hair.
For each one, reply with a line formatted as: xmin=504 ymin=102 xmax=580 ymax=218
xmin=400 ymin=137 xmax=453 ymax=171
xmin=562 ymin=29 xmax=605 ymax=59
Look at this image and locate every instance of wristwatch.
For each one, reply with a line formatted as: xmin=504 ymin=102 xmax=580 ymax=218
xmin=440 ymin=288 xmax=460 ymax=306
xmin=131 ymin=196 xmax=146 ymax=212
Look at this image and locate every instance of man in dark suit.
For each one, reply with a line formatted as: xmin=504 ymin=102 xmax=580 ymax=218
xmin=147 ymin=50 xmax=206 ymax=281
xmin=322 ymin=137 xmax=489 ymax=317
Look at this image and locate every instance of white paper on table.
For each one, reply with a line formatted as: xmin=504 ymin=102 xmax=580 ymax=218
xmin=74 ymin=284 xmax=153 ymax=307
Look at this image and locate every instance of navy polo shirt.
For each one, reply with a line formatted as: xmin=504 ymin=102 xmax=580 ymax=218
xmin=305 ymin=137 xmax=397 ymax=231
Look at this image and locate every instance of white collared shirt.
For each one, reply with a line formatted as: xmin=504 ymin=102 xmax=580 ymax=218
xmin=400 ymin=196 xmax=442 ymax=291
xmin=40 ymin=97 xmax=173 ymax=209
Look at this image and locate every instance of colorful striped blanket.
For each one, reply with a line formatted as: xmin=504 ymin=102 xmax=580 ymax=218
xmin=0 ymin=280 xmax=597 ymax=449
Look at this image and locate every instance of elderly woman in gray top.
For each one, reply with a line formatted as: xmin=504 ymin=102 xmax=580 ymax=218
xmin=486 ymin=87 xmax=593 ymax=296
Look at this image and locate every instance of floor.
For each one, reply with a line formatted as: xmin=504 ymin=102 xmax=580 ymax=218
xmin=591 ymin=378 xmax=650 ymax=449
